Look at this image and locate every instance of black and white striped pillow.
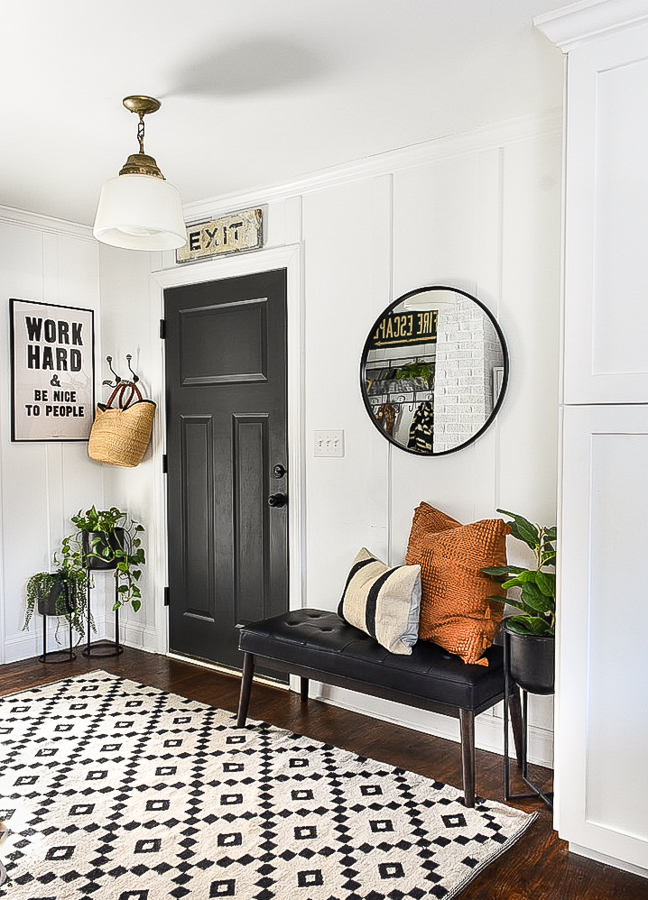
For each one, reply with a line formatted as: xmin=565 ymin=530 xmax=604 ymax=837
xmin=338 ymin=548 xmax=422 ymax=655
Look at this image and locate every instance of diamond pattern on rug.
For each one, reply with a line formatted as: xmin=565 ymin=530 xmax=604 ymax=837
xmin=0 ymin=672 xmax=535 ymax=900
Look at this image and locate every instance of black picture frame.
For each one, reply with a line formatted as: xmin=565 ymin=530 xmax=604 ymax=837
xmin=10 ymin=298 xmax=95 ymax=442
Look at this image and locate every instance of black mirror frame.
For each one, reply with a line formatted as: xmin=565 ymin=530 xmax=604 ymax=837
xmin=359 ymin=285 xmax=509 ymax=456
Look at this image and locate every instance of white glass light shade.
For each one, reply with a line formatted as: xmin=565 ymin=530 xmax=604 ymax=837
xmin=93 ymin=173 xmax=187 ymax=251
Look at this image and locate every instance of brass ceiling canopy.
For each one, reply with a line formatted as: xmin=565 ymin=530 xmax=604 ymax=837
xmin=119 ymin=95 xmax=165 ymax=179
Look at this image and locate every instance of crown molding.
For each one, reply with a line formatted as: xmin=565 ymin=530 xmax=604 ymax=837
xmin=535 ymin=0 xmax=648 ymax=52
xmin=0 ymin=204 xmax=94 ymax=240
xmin=182 ymin=110 xmax=562 ymax=223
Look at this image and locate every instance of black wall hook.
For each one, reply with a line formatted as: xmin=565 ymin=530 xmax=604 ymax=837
xmin=102 ymin=354 xmax=140 ymax=388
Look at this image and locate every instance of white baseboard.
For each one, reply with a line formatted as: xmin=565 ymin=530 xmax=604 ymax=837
xmin=569 ymin=843 xmax=648 ymax=880
xmin=104 ymin=619 xmax=159 ymax=654
xmin=1 ymin=616 xmax=159 ymax=663
xmin=2 ymin=618 xmax=107 ymax=664
xmin=310 ymin=683 xmax=554 ymax=768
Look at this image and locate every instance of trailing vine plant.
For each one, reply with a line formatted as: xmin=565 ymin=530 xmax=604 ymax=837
xmin=66 ymin=506 xmax=146 ymax=611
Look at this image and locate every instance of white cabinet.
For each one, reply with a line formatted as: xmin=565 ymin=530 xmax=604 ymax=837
xmin=541 ymin=5 xmax=648 ymax=405
xmin=536 ymin=0 xmax=648 ymax=875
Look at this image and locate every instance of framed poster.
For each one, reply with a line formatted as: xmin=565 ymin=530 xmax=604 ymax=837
xmin=10 ymin=298 xmax=95 ymax=441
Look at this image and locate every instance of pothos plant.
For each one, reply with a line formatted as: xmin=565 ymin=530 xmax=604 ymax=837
xmin=24 ymin=558 xmax=90 ymax=642
xmin=483 ymin=509 xmax=556 ymax=637
xmin=63 ymin=506 xmax=146 ymax=612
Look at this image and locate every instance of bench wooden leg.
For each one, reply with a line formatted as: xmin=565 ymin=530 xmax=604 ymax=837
xmin=459 ymin=709 xmax=476 ymax=808
xmin=236 ymin=652 xmax=255 ymax=726
xmin=300 ymin=677 xmax=309 ymax=702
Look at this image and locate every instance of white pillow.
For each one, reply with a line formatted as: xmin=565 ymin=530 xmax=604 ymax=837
xmin=337 ymin=548 xmax=421 ymax=655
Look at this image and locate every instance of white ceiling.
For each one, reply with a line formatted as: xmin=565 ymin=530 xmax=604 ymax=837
xmin=0 ymin=0 xmax=565 ymax=227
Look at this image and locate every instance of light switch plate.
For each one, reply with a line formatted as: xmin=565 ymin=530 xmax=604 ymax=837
xmin=314 ymin=430 xmax=345 ymax=457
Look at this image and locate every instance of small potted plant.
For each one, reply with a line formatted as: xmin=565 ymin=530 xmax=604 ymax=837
xmin=483 ymin=509 xmax=556 ymax=693
xmin=64 ymin=505 xmax=146 ymax=612
xmin=395 ymin=360 xmax=435 ymax=390
xmin=24 ymin=555 xmax=90 ymax=643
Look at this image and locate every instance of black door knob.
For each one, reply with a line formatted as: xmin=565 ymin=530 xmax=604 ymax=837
xmin=268 ymin=492 xmax=287 ymax=508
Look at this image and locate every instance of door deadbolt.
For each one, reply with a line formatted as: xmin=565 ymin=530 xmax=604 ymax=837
xmin=272 ymin=464 xmax=287 ymax=478
xmin=268 ymin=492 xmax=287 ymax=508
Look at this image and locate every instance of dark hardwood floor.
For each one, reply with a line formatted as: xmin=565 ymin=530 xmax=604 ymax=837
xmin=1 ymin=647 xmax=646 ymax=900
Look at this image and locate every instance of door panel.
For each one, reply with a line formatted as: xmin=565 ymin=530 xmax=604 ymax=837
xmin=165 ymin=269 xmax=288 ymax=670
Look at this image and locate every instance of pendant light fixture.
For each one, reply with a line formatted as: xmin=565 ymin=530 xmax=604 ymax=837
xmin=93 ymin=96 xmax=187 ymax=251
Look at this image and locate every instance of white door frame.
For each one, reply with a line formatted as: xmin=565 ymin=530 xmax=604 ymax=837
xmin=149 ymin=244 xmax=305 ymax=658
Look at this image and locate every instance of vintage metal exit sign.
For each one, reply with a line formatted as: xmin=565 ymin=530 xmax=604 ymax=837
xmin=176 ymin=207 xmax=264 ymax=263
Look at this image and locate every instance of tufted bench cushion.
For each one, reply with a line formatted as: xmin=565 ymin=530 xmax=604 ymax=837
xmin=236 ymin=608 xmax=521 ymax=807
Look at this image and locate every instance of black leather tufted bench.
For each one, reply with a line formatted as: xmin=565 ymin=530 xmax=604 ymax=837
xmin=236 ymin=608 xmax=522 ymax=807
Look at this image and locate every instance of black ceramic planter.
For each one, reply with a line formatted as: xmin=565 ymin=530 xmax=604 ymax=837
xmin=37 ymin=579 xmax=73 ymax=617
xmin=82 ymin=528 xmax=125 ymax=570
xmin=506 ymin=627 xmax=555 ymax=694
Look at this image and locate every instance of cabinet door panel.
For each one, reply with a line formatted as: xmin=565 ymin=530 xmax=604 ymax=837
xmin=564 ymin=24 xmax=648 ymax=403
xmin=559 ymin=405 xmax=648 ymax=869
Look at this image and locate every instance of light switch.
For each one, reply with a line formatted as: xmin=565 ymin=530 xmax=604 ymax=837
xmin=314 ymin=430 xmax=345 ymax=457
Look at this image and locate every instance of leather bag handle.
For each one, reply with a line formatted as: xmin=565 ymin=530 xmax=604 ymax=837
xmin=104 ymin=381 xmax=143 ymax=409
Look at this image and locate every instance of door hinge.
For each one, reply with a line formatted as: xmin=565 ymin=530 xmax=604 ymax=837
xmin=162 ymin=454 xmax=168 ymax=473
xmin=159 ymin=318 xmax=166 ymax=339
xmin=164 ymin=587 xmax=170 ymax=607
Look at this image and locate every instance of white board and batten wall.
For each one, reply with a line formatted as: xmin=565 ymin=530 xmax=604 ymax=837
xmin=151 ymin=111 xmax=562 ymax=767
xmin=0 ymin=210 xmax=163 ymax=666
xmin=0 ymin=211 xmax=106 ymax=664
xmin=536 ymin=0 xmax=648 ymax=877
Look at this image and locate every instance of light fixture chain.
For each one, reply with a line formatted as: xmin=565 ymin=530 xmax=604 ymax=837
xmin=137 ymin=113 xmax=146 ymax=155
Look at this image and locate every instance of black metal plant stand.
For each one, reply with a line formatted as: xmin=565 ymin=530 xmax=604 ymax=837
xmin=82 ymin=570 xmax=124 ymax=658
xmin=38 ymin=612 xmax=76 ymax=664
xmin=503 ymin=629 xmax=553 ymax=810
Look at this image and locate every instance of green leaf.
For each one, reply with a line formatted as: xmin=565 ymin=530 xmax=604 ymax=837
xmin=519 ymin=582 xmax=553 ymax=613
xmin=535 ymin=570 xmax=556 ymax=597
xmin=482 ymin=565 xmax=525 ymax=577
xmin=506 ymin=615 xmax=554 ymax=636
xmin=500 ymin=572 xmax=536 ymax=590
xmin=497 ymin=509 xmax=540 ymax=549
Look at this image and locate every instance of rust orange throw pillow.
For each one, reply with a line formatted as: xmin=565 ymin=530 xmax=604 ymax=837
xmin=405 ymin=502 xmax=509 ymax=666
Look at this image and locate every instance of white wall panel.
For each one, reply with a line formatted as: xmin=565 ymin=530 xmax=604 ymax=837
xmin=498 ymin=134 xmax=562 ymax=524
xmin=302 ymin=176 xmax=391 ymax=607
xmin=0 ymin=215 xmax=105 ymax=663
xmin=97 ymin=245 xmax=158 ymax=650
xmin=390 ymin=150 xmax=502 ymax=541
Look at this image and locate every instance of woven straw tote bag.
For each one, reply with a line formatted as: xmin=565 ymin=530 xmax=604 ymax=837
xmin=88 ymin=382 xmax=156 ymax=468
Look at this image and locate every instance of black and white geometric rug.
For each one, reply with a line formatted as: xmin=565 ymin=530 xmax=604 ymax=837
xmin=0 ymin=672 xmax=535 ymax=900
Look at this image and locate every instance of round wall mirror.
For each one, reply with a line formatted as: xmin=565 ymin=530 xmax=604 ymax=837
xmin=360 ymin=286 xmax=508 ymax=455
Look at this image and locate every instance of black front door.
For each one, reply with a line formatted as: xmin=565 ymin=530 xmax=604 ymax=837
xmin=164 ymin=269 xmax=288 ymax=669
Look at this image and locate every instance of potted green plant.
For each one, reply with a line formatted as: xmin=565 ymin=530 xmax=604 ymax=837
xmin=483 ymin=509 xmax=556 ymax=693
xmin=65 ymin=505 xmax=146 ymax=612
xmin=395 ymin=360 xmax=435 ymax=389
xmin=24 ymin=556 xmax=90 ymax=643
